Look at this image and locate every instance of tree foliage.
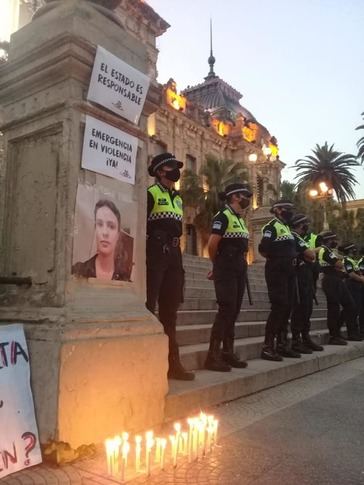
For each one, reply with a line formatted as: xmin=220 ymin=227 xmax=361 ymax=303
xmin=357 ymin=112 xmax=364 ymax=164
xmin=295 ymin=142 xmax=359 ymax=204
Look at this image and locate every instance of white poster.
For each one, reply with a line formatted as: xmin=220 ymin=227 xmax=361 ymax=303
xmin=72 ymin=184 xmax=137 ymax=283
xmin=0 ymin=324 xmax=42 ymax=479
xmin=87 ymin=45 xmax=150 ymax=125
xmin=82 ymin=115 xmax=138 ymax=185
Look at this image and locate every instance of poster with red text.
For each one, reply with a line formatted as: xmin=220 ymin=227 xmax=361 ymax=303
xmin=0 ymin=324 xmax=42 ymax=479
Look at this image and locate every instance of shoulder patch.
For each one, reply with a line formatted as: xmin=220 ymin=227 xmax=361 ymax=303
xmin=263 ymin=230 xmax=272 ymax=238
xmin=212 ymin=221 xmax=222 ymax=230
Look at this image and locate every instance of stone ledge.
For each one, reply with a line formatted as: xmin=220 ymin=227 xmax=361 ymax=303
xmin=165 ymin=342 xmax=364 ymax=421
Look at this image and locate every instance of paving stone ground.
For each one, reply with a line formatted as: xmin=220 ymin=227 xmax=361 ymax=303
xmin=4 ymin=357 xmax=364 ymax=485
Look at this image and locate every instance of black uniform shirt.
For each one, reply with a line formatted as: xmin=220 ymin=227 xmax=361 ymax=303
xmin=211 ymin=206 xmax=249 ymax=253
xmin=147 ymin=184 xmax=182 ymax=238
xmin=259 ymin=218 xmax=297 ymax=259
xmin=320 ymin=246 xmax=340 ymax=275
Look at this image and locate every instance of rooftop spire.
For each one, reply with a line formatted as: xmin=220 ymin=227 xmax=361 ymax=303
xmin=206 ymin=18 xmax=216 ymax=79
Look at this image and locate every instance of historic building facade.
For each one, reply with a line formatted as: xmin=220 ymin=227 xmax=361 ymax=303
xmin=146 ymin=54 xmax=284 ymax=257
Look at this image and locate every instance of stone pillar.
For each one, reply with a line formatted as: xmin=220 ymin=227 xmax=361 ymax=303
xmin=0 ymin=0 xmax=169 ymax=447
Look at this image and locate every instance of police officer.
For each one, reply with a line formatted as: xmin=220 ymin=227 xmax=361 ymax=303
xmin=146 ymin=152 xmax=195 ymax=381
xmin=204 ymin=183 xmax=252 ymax=372
xmin=338 ymin=242 xmax=364 ymax=340
xmin=358 ymin=247 xmax=364 ymax=338
xmin=304 ymin=228 xmax=323 ymax=294
xmin=318 ymin=231 xmax=357 ymax=344
xmin=290 ymin=214 xmax=324 ymax=353
xmin=259 ymin=199 xmax=300 ymax=361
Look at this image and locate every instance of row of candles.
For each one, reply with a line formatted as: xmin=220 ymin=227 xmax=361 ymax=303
xmin=105 ymin=412 xmax=219 ymax=481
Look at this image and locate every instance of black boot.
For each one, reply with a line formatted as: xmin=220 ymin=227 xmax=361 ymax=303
xmin=261 ymin=336 xmax=283 ymax=362
xmin=277 ymin=344 xmax=301 ymax=358
xmin=205 ymin=338 xmax=231 ymax=372
xmin=328 ymin=336 xmax=348 ymax=345
xmin=168 ymin=348 xmax=195 ymax=381
xmin=347 ymin=334 xmax=363 ymax=341
xmin=222 ymin=338 xmax=248 ymax=368
xmin=291 ymin=339 xmax=313 ymax=354
xmin=302 ymin=334 xmax=324 ymax=351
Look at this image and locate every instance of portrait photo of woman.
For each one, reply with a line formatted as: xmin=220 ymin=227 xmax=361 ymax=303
xmin=72 ymin=185 xmax=135 ymax=282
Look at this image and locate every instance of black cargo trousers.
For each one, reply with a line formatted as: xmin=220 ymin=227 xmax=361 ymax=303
xmin=146 ymin=237 xmax=184 ymax=363
xmin=264 ymin=257 xmax=295 ymax=347
xmin=291 ymin=263 xmax=314 ymax=340
xmin=321 ymin=272 xmax=356 ymax=338
xmin=210 ymin=249 xmax=247 ymax=344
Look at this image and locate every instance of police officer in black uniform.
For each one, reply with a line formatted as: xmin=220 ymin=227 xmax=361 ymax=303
xmin=146 ymin=153 xmax=195 ymax=381
xmin=338 ymin=242 xmax=364 ymax=340
xmin=204 ymin=183 xmax=252 ymax=372
xmin=290 ymin=214 xmax=324 ymax=353
xmin=259 ymin=199 xmax=300 ymax=361
xmin=318 ymin=231 xmax=357 ymax=345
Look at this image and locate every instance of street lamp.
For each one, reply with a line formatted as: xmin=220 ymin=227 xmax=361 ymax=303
xmin=308 ymin=182 xmax=333 ymax=231
xmin=248 ymin=153 xmax=257 ymax=162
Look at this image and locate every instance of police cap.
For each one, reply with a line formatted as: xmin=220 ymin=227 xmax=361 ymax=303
xmin=221 ymin=183 xmax=253 ymax=200
xmin=148 ymin=152 xmax=183 ymax=176
xmin=319 ymin=230 xmax=337 ymax=241
xmin=270 ymin=199 xmax=294 ymax=214
xmin=290 ymin=213 xmax=309 ymax=228
xmin=338 ymin=242 xmax=356 ymax=252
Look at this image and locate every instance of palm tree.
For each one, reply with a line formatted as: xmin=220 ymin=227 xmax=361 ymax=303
xmin=356 ymin=112 xmax=364 ymax=164
xmin=180 ymin=155 xmax=248 ymax=243
xmin=295 ymin=142 xmax=359 ymax=204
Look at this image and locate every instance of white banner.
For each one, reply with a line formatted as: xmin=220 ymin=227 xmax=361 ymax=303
xmin=0 ymin=324 xmax=42 ymax=479
xmin=87 ymin=45 xmax=150 ymax=125
xmin=82 ymin=115 xmax=137 ymax=184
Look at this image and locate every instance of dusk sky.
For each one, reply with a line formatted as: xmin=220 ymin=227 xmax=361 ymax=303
xmin=148 ymin=0 xmax=364 ymax=197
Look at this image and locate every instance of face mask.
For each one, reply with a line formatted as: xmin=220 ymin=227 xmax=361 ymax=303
xmin=302 ymin=224 xmax=309 ymax=234
xmin=329 ymin=241 xmax=338 ymax=249
xmin=164 ymin=167 xmax=180 ymax=182
xmin=281 ymin=209 xmax=293 ymax=223
xmin=239 ymin=199 xmax=250 ymax=209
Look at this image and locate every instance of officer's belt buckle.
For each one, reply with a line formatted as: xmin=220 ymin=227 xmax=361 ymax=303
xmin=171 ymin=237 xmax=180 ymax=247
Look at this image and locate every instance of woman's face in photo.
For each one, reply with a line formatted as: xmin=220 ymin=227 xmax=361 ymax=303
xmin=95 ymin=206 xmax=119 ymax=256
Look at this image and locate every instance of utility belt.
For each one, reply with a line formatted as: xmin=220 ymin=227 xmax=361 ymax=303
xmin=217 ymin=244 xmax=247 ymax=258
xmin=148 ymin=230 xmax=180 ymax=248
xmin=321 ymin=267 xmax=347 ymax=279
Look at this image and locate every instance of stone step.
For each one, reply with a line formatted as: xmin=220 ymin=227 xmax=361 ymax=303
xmin=165 ymin=341 xmax=364 ymax=422
xmin=184 ymin=286 xmax=325 ymax=303
xmin=185 ymin=278 xmax=268 ymax=291
xmin=179 ymin=329 xmax=329 ymax=371
xmin=176 ymin=317 xmax=327 ymax=346
xmin=179 ymin=295 xmax=326 ymax=311
xmin=180 ymin=299 xmax=272 ymax=311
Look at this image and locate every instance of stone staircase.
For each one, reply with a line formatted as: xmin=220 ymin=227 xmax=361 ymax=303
xmin=164 ymin=254 xmax=364 ymax=421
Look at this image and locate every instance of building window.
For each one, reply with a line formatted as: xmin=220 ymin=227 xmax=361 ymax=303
xmin=186 ymin=154 xmax=197 ymax=173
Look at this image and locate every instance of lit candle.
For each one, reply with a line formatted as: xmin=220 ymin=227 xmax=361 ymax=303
xmin=169 ymin=435 xmax=177 ymax=467
xmin=192 ymin=423 xmax=198 ymax=460
xmin=155 ymin=437 xmax=161 ymax=463
xmin=160 ymin=438 xmax=167 ymax=470
xmin=181 ymin=432 xmax=188 ymax=455
xmin=121 ymin=440 xmax=130 ymax=482
xmin=187 ymin=418 xmax=194 ymax=462
xmin=105 ymin=438 xmax=113 ymax=475
xmin=213 ymin=418 xmax=219 ymax=445
xmin=206 ymin=423 xmax=214 ymax=452
xmin=145 ymin=431 xmax=154 ymax=476
xmin=114 ymin=435 xmax=122 ymax=475
xmin=135 ymin=435 xmax=142 ymax=473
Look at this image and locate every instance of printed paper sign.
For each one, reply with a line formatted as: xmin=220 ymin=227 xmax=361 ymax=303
xmin=82 ymin=115 xmax=138 ymax=184
xmin=87 ymin=45 xmax=150 ymax=125
xmin=0 ymin=324 xmax=42 ymax=479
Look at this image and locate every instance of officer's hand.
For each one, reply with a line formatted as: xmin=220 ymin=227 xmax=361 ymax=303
xmin=207 ymin=270 xmax=214 ymax=281
xmin=303 ymin=249 xmax=315 ymax=262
